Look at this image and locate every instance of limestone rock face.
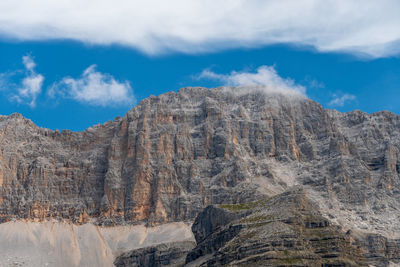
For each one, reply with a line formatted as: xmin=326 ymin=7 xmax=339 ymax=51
xmin=0 ymin=86 xmax=399 ymax=237
xmin=191 ymin=205 xmax=249 ymax=245
xmin=186 ymin=187 xmax=370 ymax=266
xmin=114 ymin=241 xmax=196 ymax=267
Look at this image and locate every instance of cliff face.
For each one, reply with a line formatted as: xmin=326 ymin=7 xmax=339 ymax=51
xmin=0 ymin=87 xmax=399 ymax=236
xmin=184 ymin=188 xmax=400 ymax=267
xmin=114 ymin=241 xmax=196 ymax=267
xmin=185 ymin=188 xmax=369 ymax=266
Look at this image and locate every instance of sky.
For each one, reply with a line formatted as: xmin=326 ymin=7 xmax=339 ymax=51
xmin=0 ymin=1 xmax=399 ymax=131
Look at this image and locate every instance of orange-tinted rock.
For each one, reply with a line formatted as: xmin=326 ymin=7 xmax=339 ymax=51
xmin=0 ymin=87 xmax=398 ymax=232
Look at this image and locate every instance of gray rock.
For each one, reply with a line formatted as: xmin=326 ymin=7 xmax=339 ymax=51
xmin=114 ymin=241 xmax=196 ymax=267
xmin=0 ymin=86 xmax=399 ymax=236
xmin=191 ymin=205 xmax=249 ymax=244
xmin=186 ymin=187 xmax=369 ymax=266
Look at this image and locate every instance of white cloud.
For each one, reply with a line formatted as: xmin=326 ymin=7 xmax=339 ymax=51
xmin=0 ymin=1 xmax=399 ymax=57
xmin=328 ymin=93 xmax=356 ymax=107
xmin=197 ymin=66 xmax=306 ymax=96
xmin=49 ymin=65 xmax=135 ymax=107
xmin=22 ymin=55 xmax=36 ymax=72
xmin=12 ymin=55 xmax=44 ymax=107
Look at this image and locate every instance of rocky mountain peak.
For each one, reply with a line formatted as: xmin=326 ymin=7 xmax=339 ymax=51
xmin=0 ymin=87 xmax=398 ymax=238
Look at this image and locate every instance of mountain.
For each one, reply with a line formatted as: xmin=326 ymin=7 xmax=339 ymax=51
xmin=0 ymin=86 xmax=399 ymax=266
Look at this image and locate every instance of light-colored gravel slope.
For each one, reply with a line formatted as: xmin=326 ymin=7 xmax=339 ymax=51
xmin=0 ymin=221 xmax=194 ymax=267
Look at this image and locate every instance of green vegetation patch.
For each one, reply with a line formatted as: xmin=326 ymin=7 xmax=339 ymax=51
xmin=240 ymin=214 xmax=273 ymax=223
xmin=246 ymin=221 xmax=273 ymax=229
xmin=218 ymin=197 xmax=271 ymax=212
xmin=273 ymin=250 xmax=305 ymax=265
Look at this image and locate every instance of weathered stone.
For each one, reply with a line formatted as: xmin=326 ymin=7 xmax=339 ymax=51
xmin=0 ymin=86 xmax=399 ymax=266
xmin=191 ymin=205 xmax=249 ymax=244
xmin=186 ymin=187 xmax=369 ymax=266
xmin=114 ymin=241 xmax=196 ymax=267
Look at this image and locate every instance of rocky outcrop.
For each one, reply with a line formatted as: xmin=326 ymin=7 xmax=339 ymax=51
xmin=0 ymin=86 xmax=400 ymax=266
xmin=191 ymin=205 xmax=249 ymax=245
xmin=352 ymin=233 xmax=400 ymax=267
xmin=114 ymin=241 xmax=196 ymax=267
xmin=0 ymin=86 xmax=399 ymax=236
xmin=185 ymin=188 xmax=373 ymax=266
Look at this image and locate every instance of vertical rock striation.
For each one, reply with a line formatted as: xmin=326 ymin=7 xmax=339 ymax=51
xmin=0 ymin=86 xmax=398 ymax=239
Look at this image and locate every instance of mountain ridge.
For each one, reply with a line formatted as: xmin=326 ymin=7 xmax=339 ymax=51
xmin=0 ymin=86 xmax=399 ymax=236
xmin=1 ymin=86 xmax=398 ymax=133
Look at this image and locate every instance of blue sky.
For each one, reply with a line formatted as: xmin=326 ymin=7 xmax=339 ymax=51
xmin=0 ymin=1 xmax=399 ymax=131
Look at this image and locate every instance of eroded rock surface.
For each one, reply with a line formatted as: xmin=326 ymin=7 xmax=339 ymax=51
xmin=114 ymin=241 xmax=196 ymax=267
xmin=186 ymin=188 xmax=399 ymax=266
xmin=0 ymin=86 xmax=399 ymax=235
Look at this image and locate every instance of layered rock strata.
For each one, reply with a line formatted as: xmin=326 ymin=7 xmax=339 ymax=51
xmin=114 ymin=241 xmax=196 ymax=267
xmin=185 ymin=188 xmax=399 ymax=267
xmin=0 ymin=86 xmax=399 ymax=235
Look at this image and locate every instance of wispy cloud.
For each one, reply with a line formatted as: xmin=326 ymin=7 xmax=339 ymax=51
xmin=22 ymin=55 xmax=36 ymax=72
xmin=304 ymin=76 xmax=325 ymax=89
xmin=0 ymin=1 xmax=399 ymax=57
xmin=328 ymin=93 xmax=356 ymax=107
xmin=0 ymin=73 xmax=8 ymax=90
xmin=49 ymin=65 xmax=135 ymax=107
xmin=11 ymin=55 xmax=44 ymax=107
xmin=197 ymin=66 xmax=306 ymax=96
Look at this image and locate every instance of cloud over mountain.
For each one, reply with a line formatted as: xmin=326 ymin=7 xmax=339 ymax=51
xmin=328 ymin=93 xmax=356 ymax=107
xmin=49 ymin=65 xmax=135 ymax=107
xmin=197 ymin=66 xmax=306 ymax=96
